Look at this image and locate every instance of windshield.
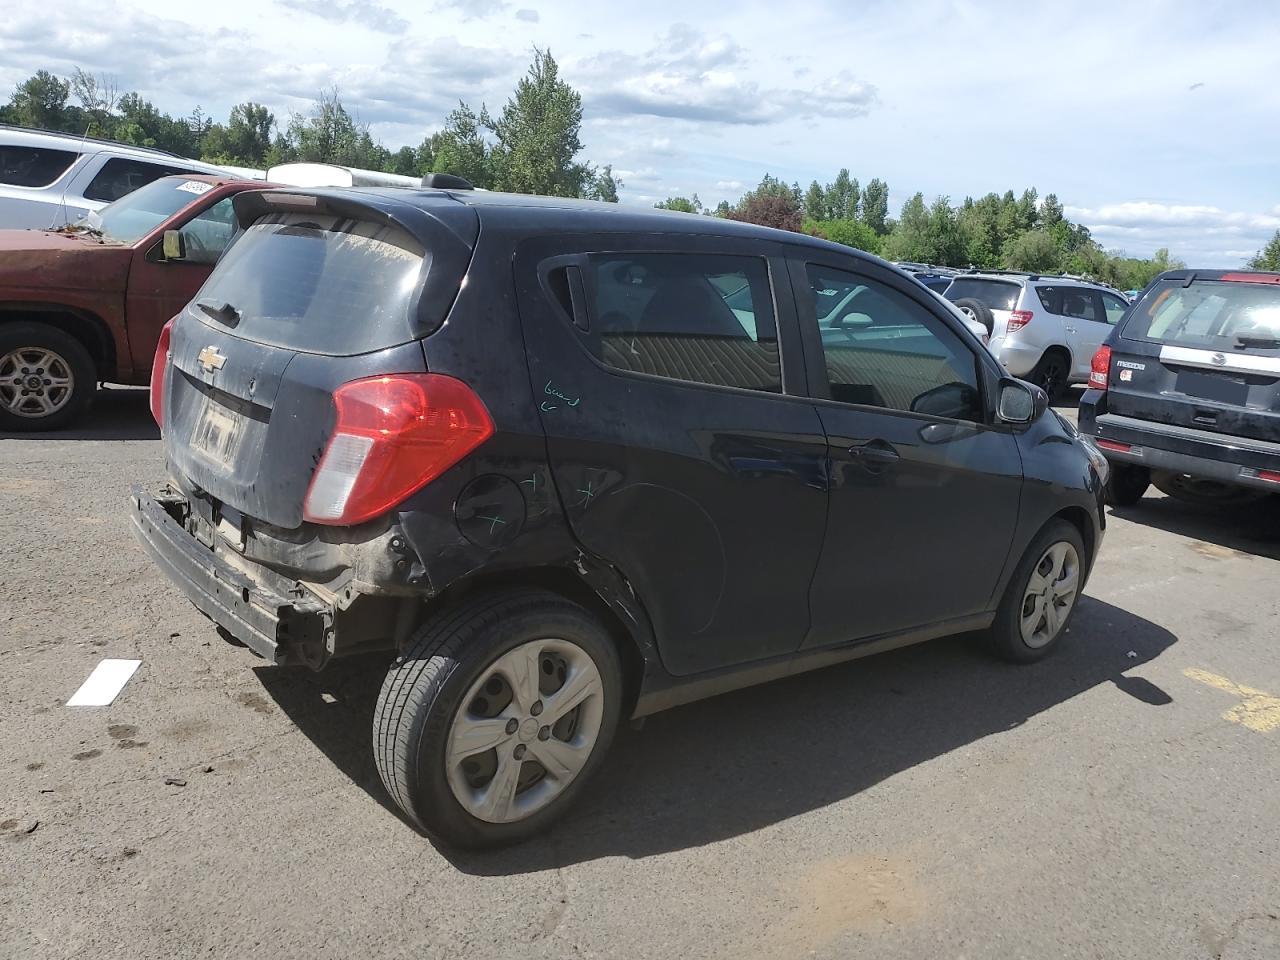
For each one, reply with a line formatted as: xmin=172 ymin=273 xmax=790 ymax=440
xmin=88 ymin=177 xmax=218 ymax=244
xmin=944 ymin=278 xmax=1021 ymax=311
xmin=1123 ymin=279 xmax=1280 ymax=352
xmin=194 ymin=212 xmax=426 ymax=355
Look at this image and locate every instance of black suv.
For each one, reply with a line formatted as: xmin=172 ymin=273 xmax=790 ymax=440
xmin=132 ymin=184 xmax=1107 ymax=847
xmin=1080 ymin=269 xmax=1280 ymax=506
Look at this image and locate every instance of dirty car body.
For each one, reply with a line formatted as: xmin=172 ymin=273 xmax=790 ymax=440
xmin=132 ymin=184 xmax=1107 ymax=845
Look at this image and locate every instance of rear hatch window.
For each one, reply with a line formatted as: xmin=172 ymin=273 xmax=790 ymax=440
xmin=197 ymin=212 xmax=426 ymax=355
xmin=1122 ymin=278 xmax=1280 ymax=354
xmin=944 ymin=278 xmax=1022 ymax=311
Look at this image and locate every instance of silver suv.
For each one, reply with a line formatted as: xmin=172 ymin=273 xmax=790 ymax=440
xmin=943 ymin=271 xmax=1130 ymax=396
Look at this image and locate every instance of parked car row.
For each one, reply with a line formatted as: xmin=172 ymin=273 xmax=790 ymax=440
xmin=125 ymin=180 xmax=1109 ymax=847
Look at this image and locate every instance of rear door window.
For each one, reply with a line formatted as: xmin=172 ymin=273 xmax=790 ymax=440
xmin=194 ymin=212 xmax=425 ymax=355
xmin=84 ymin=157 xmax=196 ymax=202
xmin=1059 ymin=288 xmax=1100 ymax=323
xmin=1124 ymin=279 xmax=1280 ymax=354
xmin=0 ymin=145 xmax=78 ymax=187
xmin=944 ymin=278 xmax=1021 ymax=311
xmin=580 ymin=253 xmax=781 ymax=393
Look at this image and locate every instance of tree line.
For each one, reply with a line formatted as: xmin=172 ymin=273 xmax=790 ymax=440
xmin=0 ymin=50 xmax=620 ymax=200
xmin=7 ymin=54 xmax=1272 ymax=279
xmin=659 ymin=176 xmax=1193 ymax=291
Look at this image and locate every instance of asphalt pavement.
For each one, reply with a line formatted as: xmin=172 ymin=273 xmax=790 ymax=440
xmin=2 ymin=386 xmax=1278 ymax=959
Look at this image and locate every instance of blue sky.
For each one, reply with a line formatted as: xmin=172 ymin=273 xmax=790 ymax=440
xmin=3 ymin=0 xmax=1279 ymax=264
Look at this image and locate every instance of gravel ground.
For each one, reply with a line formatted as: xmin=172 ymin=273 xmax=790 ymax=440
xmin=2 ymin=386 xmax=1278 ymax=959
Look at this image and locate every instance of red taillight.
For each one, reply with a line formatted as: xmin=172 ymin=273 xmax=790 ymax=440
xmin=1007 ymin=310 xmax=1033 ymax=332
xmin=149 ymin=318 xmax=174 ymax=428
xmin=1257 ymin=469 xmax=1280 ymax=484
xmin=1089 ymin=345 xmax=1111 ymax=390
xmin=1096 ymin=438 xmax=1130 ymax=453
xmin=303 ymin=374 xmax=494 ymax=526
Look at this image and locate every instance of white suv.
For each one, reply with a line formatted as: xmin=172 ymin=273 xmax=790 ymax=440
xmin=943 ymin=271 xmax=1130 ymax=396
xmin=0 ymin=126 xmax=255 ymax=229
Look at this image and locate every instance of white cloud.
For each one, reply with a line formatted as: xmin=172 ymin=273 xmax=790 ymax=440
xmin=1066 ymin=201 xmax=1280 ymax=232
xmin=276 ymin=0 xmax=407 ymax=34
xmin=515 ymin=8 xmax=538 ymax=21
xmin=715 ymin=180 xmax=744 ymax=190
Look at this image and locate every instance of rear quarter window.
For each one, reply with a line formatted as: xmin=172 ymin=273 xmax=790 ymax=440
xmin=0 ymin=145 xmax=78 ymax=187
xmin=193 ymin=212 xmax=426 ymax=355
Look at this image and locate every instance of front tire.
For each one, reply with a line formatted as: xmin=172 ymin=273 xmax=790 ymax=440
xmin=987 ymin=520 xmax=1086 ymax=663
xmin=374 ymin=590 xmax=623 ymax=848
xmin=0 ymin=322 xmax=96 ymax=431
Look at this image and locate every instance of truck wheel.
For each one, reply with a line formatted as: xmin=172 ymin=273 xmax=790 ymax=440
xmin=1028 ymin=349 xmax=1070 ymax=400
xmin=1105 ymin=464 xmax=1150 ymax=506
xmin=0 ymin=322 xmax=96 ymax=431
xmin=986 ymin=519 xmax=1086 ymax=664
xmin=374 ymin=589 xmax=623 ymax=848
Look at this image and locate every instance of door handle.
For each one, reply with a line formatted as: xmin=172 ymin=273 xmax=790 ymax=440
xmin=848 ymin=439 xmax=900 ymax=463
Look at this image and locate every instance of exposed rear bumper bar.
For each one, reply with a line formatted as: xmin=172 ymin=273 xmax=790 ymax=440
xmin=1089 ymin=414 xmax=1280 ymax=493
xmin=129 ymin=485 xmax=332 ymax=664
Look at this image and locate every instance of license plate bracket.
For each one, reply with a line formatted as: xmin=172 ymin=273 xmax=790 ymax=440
xmin=1176 ymin=369 xmax=1247 ymax=405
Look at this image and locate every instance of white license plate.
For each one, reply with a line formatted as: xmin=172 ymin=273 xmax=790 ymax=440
xmin=191 ymin=400 xmax=243 ymax=465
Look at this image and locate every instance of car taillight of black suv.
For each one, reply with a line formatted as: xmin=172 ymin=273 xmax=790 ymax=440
xmin=132 ymin=183 xmax=1108 ymax=847
xmin=1080 ymin=269 xmax=1280 ymax=507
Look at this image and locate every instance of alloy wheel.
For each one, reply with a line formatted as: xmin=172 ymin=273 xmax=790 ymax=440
xmin=0 ymin=347 xmax=75 ymax=419
xmin=445 ymin=637 xmax=605 ymax=824
xmin=1019 ymin=541 xmax=1080 ymax=648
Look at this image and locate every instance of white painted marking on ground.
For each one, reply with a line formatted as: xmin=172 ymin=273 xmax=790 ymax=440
xmin=66 ymin=659 xmax=142 ymax=707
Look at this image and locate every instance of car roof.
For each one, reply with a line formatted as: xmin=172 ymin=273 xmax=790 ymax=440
xmin=956 ymin=271 xmax=1123 ymax=293
xmin=0 ymin=124 xmax=237 ymax=174
xmin=1149 ymin=268 xmax=1280 ymax=283
xmin=294 ymin=185 xmax=883 ymax=262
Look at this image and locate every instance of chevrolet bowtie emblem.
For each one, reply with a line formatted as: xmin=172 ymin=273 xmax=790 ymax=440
xmin=197 ymin=346 xmax=227 ymax=373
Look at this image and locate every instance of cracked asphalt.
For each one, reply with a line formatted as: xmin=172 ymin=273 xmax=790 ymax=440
xmin=3 ymin=387 xmax=1278 ymax=959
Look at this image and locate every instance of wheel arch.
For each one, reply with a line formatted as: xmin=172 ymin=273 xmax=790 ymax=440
xmin=411 ymin=565 xmax=653 ymax=717
xmin=1048 ymin=504 xmax=1097 ymax=576
xmin=0 ymin=303 xmax=117 ymax=381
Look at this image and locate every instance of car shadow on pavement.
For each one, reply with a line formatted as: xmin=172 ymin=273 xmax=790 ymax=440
xmin=1109 ymin=495 xmax=1280 ymax=561
xmin=0 ymin=385 xmax=158 ymax=441
xmin=257 ymin=595 xmax=1176 ymax=871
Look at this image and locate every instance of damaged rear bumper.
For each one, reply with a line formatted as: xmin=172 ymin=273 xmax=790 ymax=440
xmin=129 ymin=484 xmax=333 ymax=665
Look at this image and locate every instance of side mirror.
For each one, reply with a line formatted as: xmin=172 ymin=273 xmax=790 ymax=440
xmin=162 ymin=230 xmax=186 ymax=261
xmin=997 ymin=378 xmax=1047 ymax=426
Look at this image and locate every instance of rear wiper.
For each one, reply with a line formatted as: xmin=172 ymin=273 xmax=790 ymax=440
xmin=1234 ymin=332 xmax=1280 ymax=349
xmin=196 ymin=298 xmax=241 ymax=327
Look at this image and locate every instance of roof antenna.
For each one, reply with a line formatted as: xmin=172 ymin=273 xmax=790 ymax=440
xmin=51 ymin=121 xmax=96 ymax=230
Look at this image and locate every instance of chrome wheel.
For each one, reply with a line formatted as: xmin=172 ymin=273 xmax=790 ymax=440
xmin=1019 ymin=541 xmax=1080 ymax=649
xmin=0 ymin=346 xmax=75 ymax=419
xmin=446 ymin=638 xmax=605 ymax=824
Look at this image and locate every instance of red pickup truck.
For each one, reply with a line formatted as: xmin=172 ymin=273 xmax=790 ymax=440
xmin=0 ymin=174 xmax=269 ymax=430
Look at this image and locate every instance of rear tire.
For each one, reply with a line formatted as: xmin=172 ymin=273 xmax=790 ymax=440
xmin=1028 ymin=349 xmax=1070 ymax=400
xmin=0 ymin=322 xmax=96 ymax=432
xmin=373 ymin=589 xmax=623 ymax=848
xmin=986 ymin=519 xmax=1086 ymax=664
xmin=1105 ymin=464 xmax=1150 ymax=506
xmin=1152 ymin=472 xmax=1264 ymax=507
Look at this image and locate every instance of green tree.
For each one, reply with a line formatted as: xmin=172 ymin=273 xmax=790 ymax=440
xmin=1041 ymin=192 xmax=1064 ymax=226
xmin=287 ymin=88 xmax=384 ymax=168
xmin=3 ymin=70 xmax=73 ymax=131
xmin=486 ymin=48 xmax=593 ymax=197
xmin=827 ymin=168 xmax=860 ymax=220
xmin=655 ymin=195 xmax=703 ymax=214
xmin=1002 ymin=229 xmax=1061 ymax=273
xmin=804 ymin=180 xmax=827 ymax=220
xmin=386 ymin=145 xmax=421 ymax=177
xmin=861 ymin=178 xmax=890 ymax=234
xmin=429 ymin=102 xmax=493 ymax=188
xmin=1248 ymin=231 xmax=1280 ymax=271
xmin=805 ymin=217 xmax=880 ymax=254
xmin=591 ymin=164 xmax=620 ymax=202
xmin=202 ymin=102 xmax=276 ymax=167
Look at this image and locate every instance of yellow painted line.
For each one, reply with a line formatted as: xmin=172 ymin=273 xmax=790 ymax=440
xmin=1184 ymin=668 xmax=1280 ymax=734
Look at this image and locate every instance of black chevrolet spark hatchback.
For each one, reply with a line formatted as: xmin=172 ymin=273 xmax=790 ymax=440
xmin=133 ymin=183 xmax=1107 ymax=847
